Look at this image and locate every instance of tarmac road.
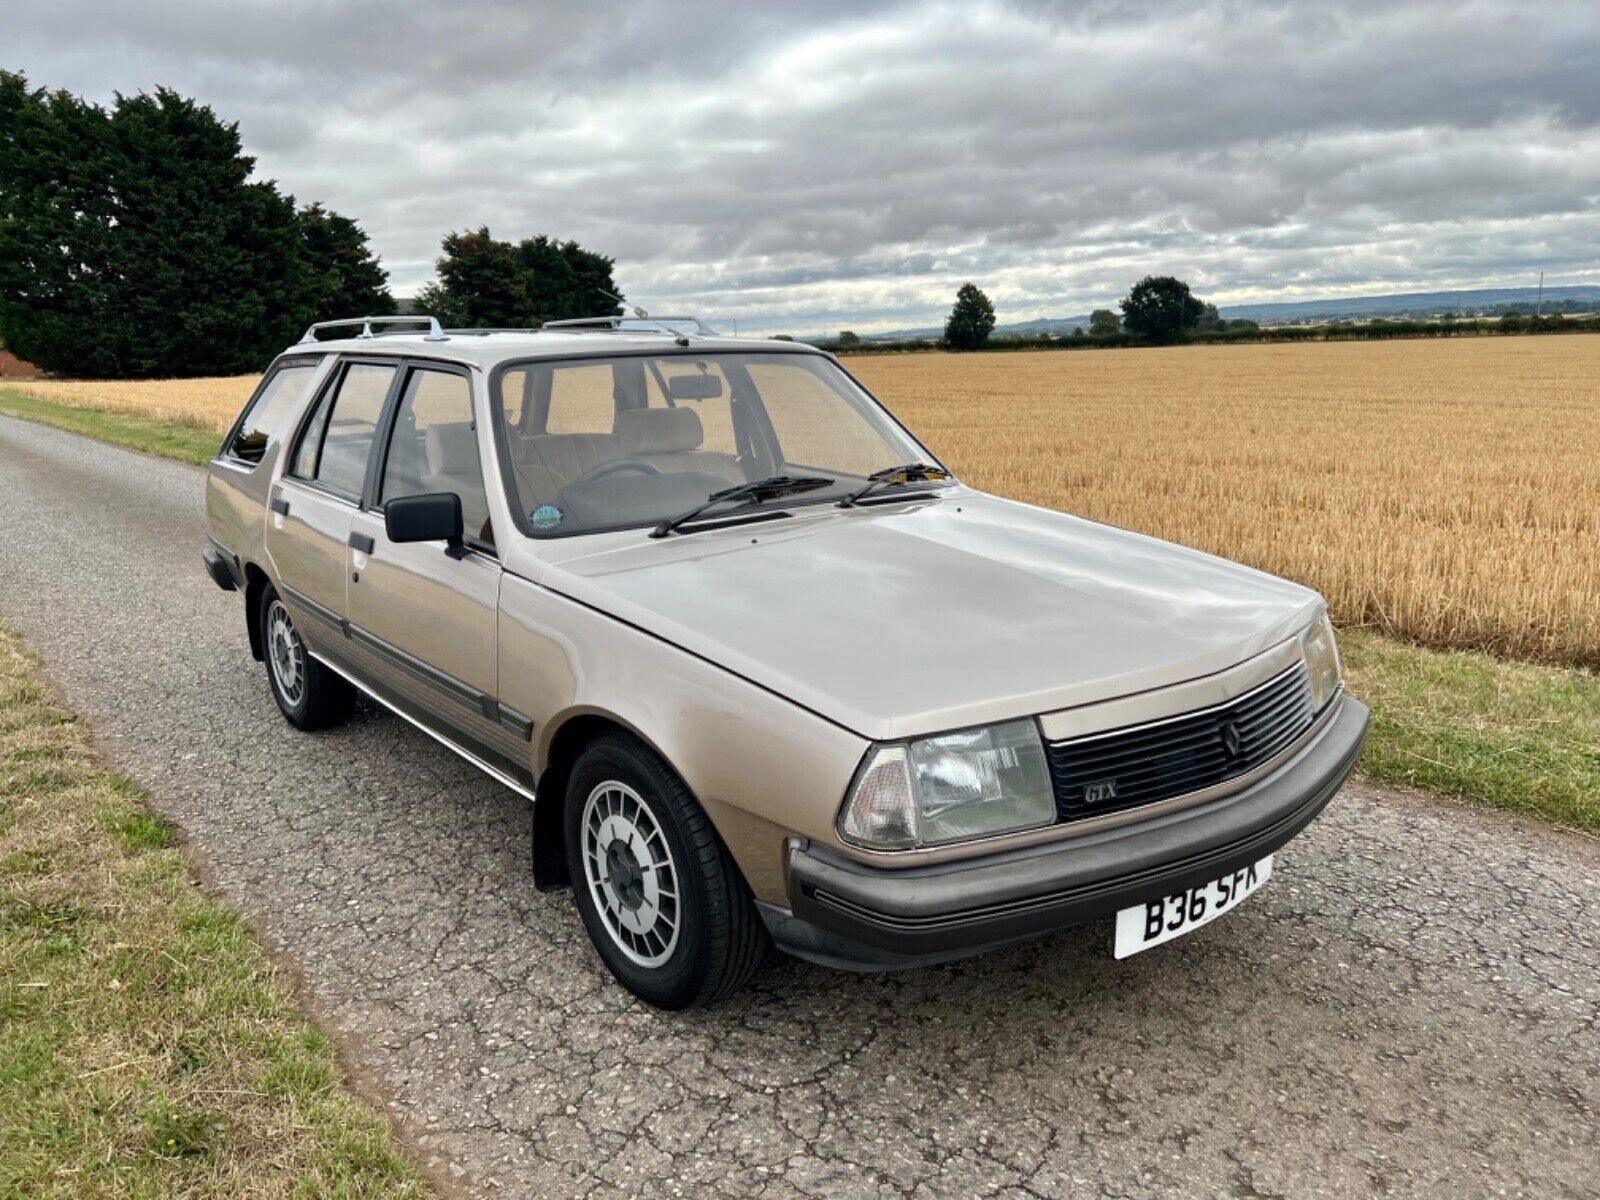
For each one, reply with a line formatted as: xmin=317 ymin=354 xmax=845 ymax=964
xmin=0 ymin=413 xmax=1595 ymax=1199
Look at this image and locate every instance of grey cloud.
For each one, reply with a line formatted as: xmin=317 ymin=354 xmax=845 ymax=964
xmin=8 ymin=0 xmax=1600 ymax=333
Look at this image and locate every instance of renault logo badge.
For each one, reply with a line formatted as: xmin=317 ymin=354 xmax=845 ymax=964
xmin=1220 ymin=721 xmax=1243 ymax=758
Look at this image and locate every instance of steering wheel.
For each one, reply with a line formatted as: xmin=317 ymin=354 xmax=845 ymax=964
xmin=569 ymin=457 xmax=665 ymax=487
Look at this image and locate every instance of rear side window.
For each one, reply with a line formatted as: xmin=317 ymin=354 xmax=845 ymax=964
xmin=226 ymin=362 xmax=317 ymax=465
xmin=290 ymin=361 xmax=396 ymax=497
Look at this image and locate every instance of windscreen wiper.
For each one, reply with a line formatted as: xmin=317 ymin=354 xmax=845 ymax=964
xmin=837 ymin=462 xmax=951 ymax=508
xmin=651 ymin=475 xmax=836 ymax=538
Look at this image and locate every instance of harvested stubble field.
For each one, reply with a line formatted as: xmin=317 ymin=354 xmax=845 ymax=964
xmin=7 ymin=335 xmax=1597 ymax=667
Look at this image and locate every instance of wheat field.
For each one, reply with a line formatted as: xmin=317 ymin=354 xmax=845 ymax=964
xmin=7 ymin=335 xmax=1597 ymax=666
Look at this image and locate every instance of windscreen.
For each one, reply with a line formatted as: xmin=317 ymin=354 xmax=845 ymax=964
xmin=492 ymin=352 xmax=937 ymax=535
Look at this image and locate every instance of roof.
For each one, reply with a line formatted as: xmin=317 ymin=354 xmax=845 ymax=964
xmin=281 ymin=327 xmax=825 ymax=369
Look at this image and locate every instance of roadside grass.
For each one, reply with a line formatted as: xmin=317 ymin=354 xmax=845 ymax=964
xmin=0 ymin=625 xmax=428 ymax=1198
xmin=1341 ymin=628 xmax=1600 ymax=831
xmin=1 ymin=390 xmax=1595 ymax=834
xmin=0 ymin=388 xmax=219 ymax=466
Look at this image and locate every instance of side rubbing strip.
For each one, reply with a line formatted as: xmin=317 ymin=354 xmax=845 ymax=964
xmin=280 ymin=584 xmax=347 ymax=635
xmin=497 ymin=704 xmax=535 ymax=741
xmin=345 ymin=623 xmax=490 ymax=718
xmin=270 ymin=496 xmax=290 ymax=516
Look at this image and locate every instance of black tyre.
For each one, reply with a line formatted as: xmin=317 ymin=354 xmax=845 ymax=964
xmin=259 ymin=584 xmax=355 ymax=731
xmin=564 ymin=733 xmax=766 ymax=1009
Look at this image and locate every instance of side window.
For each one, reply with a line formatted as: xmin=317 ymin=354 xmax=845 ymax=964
xmin=227 ymin=361 xmax=318 ymax=465
xmin=647 ymin=361 xmax=739 ymax=455
xmin=545 ymin=364 xmax=616 ymax=434
xmin=293 ymin=362 xmax=394 ymax=497
xmin=380 ymin=369 xmax=494 ymax=551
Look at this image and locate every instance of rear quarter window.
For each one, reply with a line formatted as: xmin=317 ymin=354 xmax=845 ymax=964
xmin=225 ymin=362 xmax=319 ymax=465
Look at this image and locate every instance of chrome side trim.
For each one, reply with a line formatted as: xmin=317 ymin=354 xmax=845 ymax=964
xmin=1037 ymin=636 xmax=1303 ymax=743
xmin=309 ymin=651 xmax=538 ymax=803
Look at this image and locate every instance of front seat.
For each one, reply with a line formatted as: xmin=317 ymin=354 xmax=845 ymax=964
xmin=421 ymin=423 xmax=494 ymax=546
xmin=614 ymin=408 xmax=740 ymax=481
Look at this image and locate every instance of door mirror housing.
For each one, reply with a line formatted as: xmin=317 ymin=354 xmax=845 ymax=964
xmin=385 ymin=492 xmax=466 ymax=557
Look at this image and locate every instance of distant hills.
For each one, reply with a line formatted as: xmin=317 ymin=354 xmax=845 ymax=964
xmin=850 ymin=285 xmax=1600 ymax=342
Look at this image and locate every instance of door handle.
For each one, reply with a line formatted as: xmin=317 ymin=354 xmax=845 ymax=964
xmin=270 ymin=496 xmax=290 ymax=516
xmin=349 ymin=532 xmax=375 ymax=554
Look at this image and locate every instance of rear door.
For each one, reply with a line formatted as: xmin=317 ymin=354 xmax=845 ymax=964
xmin=265 ymin=358 xmax=398 ymax=651
xmin=344 ymin=363 xmax=525 ymax=772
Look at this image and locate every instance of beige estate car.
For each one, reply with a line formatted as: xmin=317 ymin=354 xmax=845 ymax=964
xmin=204 ymin=314 xmax=1369 ymax=1008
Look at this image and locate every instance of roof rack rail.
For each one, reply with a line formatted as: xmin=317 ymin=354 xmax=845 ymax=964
xmin=299 ymin=315 xmax=448 ymax=344
xmin=542 ymin=315 xmax=719 ymax=336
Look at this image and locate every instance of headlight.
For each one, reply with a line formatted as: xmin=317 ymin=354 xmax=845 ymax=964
xmin=838 ymin=719 xmax=1055 ymax=850
xmin=1299 ymin=612 xmax=1342 ymax=712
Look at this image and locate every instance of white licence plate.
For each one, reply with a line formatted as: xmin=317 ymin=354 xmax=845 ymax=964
xmin=1113 ymin=856 xmax=1273 ymax=959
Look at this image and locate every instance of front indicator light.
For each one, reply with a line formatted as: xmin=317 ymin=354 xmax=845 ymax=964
xmin=1300 ymin=612 xmax=1343 ymax=713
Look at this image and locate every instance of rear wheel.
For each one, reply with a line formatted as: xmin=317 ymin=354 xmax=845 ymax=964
xmin=564 ymin=733 xmax=766 ymax=1008
xmin=259 ymin=585 xmax=355 ymax=731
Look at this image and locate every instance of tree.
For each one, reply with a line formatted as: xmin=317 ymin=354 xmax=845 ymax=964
xmin=1088 ymin=308 xmax=1121 ymax=337
xmin=1195 ymin=302 xmax=1224 ymax=332
xmin=298 ymin=202 xmax=394 ymax=320
xmin=0 ymin=72 xmax=390 ymax=377
xmin=413 ymin=227 xmax=622 ymax=328
xmin=944 ymin=283 xmax=996 ymax=350
xmin=1119 ymin=276 xmax=1206 ymax=344
xmin=836 ymin=330 xmax=861 ymax=348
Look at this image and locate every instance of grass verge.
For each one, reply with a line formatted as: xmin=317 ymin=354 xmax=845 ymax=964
xmin=0 ymin=625 xmax=428 ymax=1198
xmin=0 ymin=394 xmax=1593 ymax=832
xmin=0 ymin=388 xmax=219 ymax=466
xmin=1341 ymin=628 xmax=1599 ymax=831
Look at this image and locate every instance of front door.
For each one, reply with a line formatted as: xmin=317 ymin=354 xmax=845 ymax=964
xmin=265 ymin=358 xmax=398 ymax=652
xmin=343 ymin=364 xmax=522 ymax=772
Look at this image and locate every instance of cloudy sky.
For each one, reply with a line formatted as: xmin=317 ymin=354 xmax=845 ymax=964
xmin=10 ymin=1 xmax=1600 ymax=333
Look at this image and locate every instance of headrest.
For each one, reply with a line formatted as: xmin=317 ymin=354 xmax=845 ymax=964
xmin=615 ymin=407 xmax=704 ymax=455
xmin=425 ymin=422 xmax=479 ymax=474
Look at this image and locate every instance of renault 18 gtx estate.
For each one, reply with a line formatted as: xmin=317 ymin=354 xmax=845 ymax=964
xmin=204 ymin=313 xmax=1369 ymax=1008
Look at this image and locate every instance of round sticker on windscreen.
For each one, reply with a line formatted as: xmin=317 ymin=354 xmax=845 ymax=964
xmin=531 ymin=504 xmax=563 ymax=530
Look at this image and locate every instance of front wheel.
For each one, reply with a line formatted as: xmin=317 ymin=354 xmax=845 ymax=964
xmin=564 ymin=733 xmax=766 ymax=1008
xmin=259 ymin=585 xmax=355 ymax=731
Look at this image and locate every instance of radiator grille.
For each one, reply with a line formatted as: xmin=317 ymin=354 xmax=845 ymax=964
xmin=1047 ymin=661 xmax=1315 ymax=821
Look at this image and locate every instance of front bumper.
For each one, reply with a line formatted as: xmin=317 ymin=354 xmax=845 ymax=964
xmin=761 ymin=692 xmax=1369 ymax=971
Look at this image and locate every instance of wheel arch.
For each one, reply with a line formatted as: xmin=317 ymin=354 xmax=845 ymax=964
xmin=532 ymin=708 xmax=678 ymax=892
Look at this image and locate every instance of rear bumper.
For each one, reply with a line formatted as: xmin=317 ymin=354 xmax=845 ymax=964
xmin=762 ymin=692 xmax=1369 ymax=972
xmin=202 ymin=539 xmax=240 ymax=591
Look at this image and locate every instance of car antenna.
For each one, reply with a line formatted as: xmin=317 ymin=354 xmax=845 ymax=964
xmin=598 ymin=289 xmax=691 ymax=346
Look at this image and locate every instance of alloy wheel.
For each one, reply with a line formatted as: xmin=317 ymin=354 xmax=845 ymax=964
xmin=581 ymin=781 xmax=681 ymax=967
xmin=266 ymin=599 xmax=306 ymax=707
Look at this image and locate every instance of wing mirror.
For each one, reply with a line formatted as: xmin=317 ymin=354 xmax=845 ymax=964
xmin=385 ymin=493 xmax=466 ymax=558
